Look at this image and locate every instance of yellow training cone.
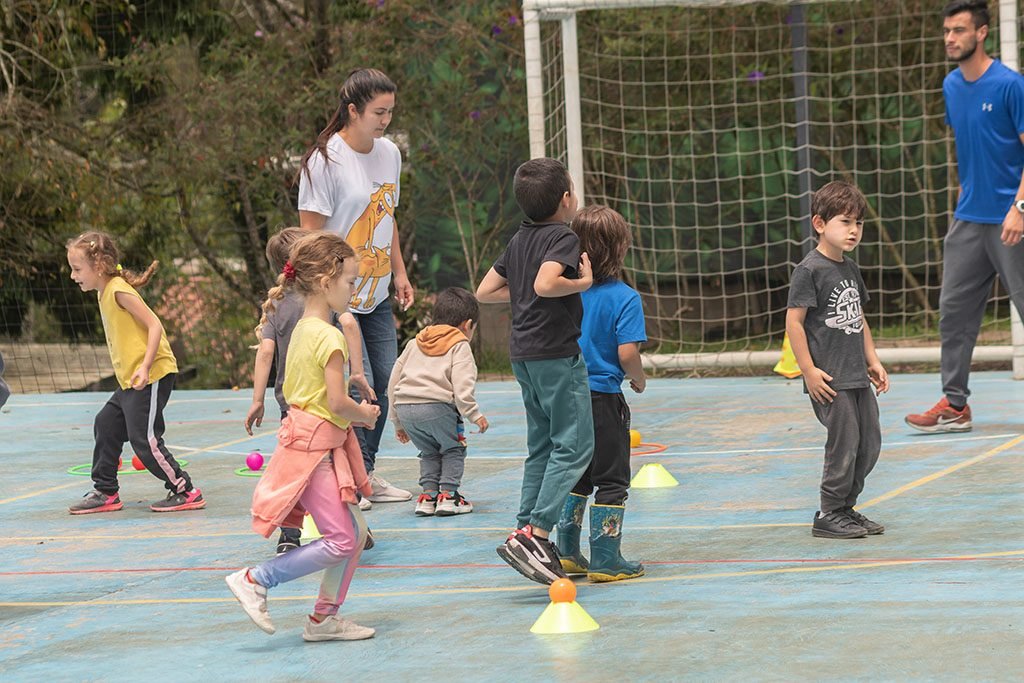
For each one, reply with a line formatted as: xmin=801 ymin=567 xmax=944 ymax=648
xmin=300 ymin=514 xmax=322 ymax=542
xmin=630 ymin=462 xmax=679 ymax=488
xmin=530 ymin=579 xmax=600 ymax=634
xmin=773 ymin=332 xmax=802 ymax=379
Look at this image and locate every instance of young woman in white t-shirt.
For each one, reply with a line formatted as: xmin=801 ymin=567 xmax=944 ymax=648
xmin=297 ymin=68 xmax=412 ymax=504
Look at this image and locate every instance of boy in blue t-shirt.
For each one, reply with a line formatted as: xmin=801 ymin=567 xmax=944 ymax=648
xmin=477 ymin=158 xmax=595 ymax=585
xmin=553 ymin=205 xmax=648 ymax=582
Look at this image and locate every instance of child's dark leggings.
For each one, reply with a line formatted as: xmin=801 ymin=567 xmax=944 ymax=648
xmin=92 ymin=374 xmax=192 ymax=495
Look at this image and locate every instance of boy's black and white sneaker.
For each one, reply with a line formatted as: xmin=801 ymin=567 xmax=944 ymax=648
xmin=364 ymin=527 xmax=375 ymax=550
xmin=843 ymin=507 xmax=884 ymax=535
xmin=496 ymin=525 xmax=568 ymax=585
xmin=276 ymin=528 xmax=301 ymax=555
xmin=811 ymin=510 xmax=868 ymax=539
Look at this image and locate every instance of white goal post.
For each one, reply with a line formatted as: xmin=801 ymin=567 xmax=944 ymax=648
xmin=523 ymin=0 xmax=1024 ymax=375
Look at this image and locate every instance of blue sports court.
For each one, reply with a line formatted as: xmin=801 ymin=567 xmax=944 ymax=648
xmin=1 ymin=373 xmax=1021 ymax=680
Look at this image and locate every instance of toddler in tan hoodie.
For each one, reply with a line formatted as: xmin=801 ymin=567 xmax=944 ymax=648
xmin=387 ymin=287 xmax=489 ymax=516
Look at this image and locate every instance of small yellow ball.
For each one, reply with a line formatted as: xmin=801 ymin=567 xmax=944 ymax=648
xmin=629 ymin=429 xmax=642 ymax=448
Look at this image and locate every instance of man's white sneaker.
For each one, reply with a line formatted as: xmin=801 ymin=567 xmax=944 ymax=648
xmin=225 ymin=568 xmax=275 ymax=634
xmin=367 ymin=472 xmax=412 ymax=502
xmin=357 ymin=496 xmax=372 ymax=511
xmin=302 ymin=615 xmax=376 ymax=642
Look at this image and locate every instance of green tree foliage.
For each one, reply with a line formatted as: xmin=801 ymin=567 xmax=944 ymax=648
xmin=1 ymin=0 xmax=527 ymax=386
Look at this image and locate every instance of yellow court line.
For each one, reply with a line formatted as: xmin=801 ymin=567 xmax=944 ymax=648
xmin=2 ymin=548 xmax=1020 ymax=608
xmin=858 ymin=434 xmax=1024 ymax=510
xmin=0 ymin=433 xmax=264 ymax=508
xmin=0 ymin=482 xmax=82 ymax=507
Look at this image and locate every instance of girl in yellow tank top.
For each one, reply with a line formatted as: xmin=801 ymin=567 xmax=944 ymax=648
xmin=65 ymin=231 xmax=204 ymax=515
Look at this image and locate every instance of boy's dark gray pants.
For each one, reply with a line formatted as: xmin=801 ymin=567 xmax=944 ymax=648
xmin=810 ymin=387 xmax=880 ymax=513
xmin=940 ymin=219 xmax=1024 ymax=405
xmin=395 ymin=402 xmax=466 ymax=492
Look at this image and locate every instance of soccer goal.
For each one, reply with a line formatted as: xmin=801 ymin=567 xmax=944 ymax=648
xmin=523 ymin=0 xmax=1024 ymax=374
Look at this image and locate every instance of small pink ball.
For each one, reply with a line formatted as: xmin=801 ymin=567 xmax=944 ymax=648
xmin=246 ymin=451 xmax=264 ymax=471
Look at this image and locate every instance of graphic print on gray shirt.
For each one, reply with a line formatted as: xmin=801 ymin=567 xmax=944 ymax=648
xmin=787 ymin=249 xmax=870 ymax=391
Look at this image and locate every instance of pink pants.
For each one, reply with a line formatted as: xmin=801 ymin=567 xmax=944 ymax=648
xmin=250 ymin=459 xmax=366 ymax=615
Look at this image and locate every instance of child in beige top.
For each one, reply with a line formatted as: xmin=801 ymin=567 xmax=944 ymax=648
xmin=387 ymin=287 xmax=488 ymax=516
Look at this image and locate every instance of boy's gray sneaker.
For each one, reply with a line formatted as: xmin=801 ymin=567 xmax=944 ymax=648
xmin=225 ymin=568 xmax=275 ymax=634
xmin=843 ymin=507 xmax=884 ymax=535
xmin=302 ymin=615 xmax=375 ymax=642
xmin=811 ymin=510 xmax=868 ymax=539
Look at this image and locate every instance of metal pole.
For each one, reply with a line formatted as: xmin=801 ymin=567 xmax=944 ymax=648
xmin=524 ymin=9 xmax=546 ymax=159
xmin=790 ymin=3 xmax=813 ymax=253
xmin=998 ymin=0 xmax=1024 ymax=378
xmin=562 ymin=13 xmax=586 ymax=205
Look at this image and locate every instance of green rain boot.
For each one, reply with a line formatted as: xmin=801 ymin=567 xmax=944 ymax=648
xmin=555 ymin=493 xmax=589 ymax=574
xmin=587 ymin=504 xmax=644 ymax=582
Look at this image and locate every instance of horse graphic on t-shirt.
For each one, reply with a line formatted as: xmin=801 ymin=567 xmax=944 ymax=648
xmin=346 ymin=183 xmax=396 ymax=310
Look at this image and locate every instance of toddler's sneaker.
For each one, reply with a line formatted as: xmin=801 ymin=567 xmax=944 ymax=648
xmin=69 ymin=489 xmax=123 ymax=515
xmin=905 ymin=398 xmax=972 ymax=433
xmin=367 ymin=472 xmax=412 ymax=502
xmin=357 ymin=495 xmax=372 ymax=511
xmin=225 ymin=568 xmax=275 ymax=634
xmin=811 ymin=510 xmax=868 ymax=539
xmin=302 ymin=615 xmax=375 ymax=642
xmin=276 ymin=528 xmax=302 ymax=555
xmin=150 ymin=488 xmax=206 ymax=512
xmin=435 ymin=491 xmax=473 ymax=516
xmin=843 ymin=507 xmax=884 ymax=535
xmin=496 ymin=525 xmax=568 ymax=585
xmin=415 ymin=493 xmax=438 ymax=516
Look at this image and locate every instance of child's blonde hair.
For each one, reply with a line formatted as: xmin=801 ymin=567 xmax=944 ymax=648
xmin=265 ymin=227 xmax=306 ymax=274
xmin=570 ymin=205 xmax=632 ymax=283
xmin=66 ymin=231 xmax=158 ymax=288
xmin=256 ymin=232 xmax=356 ymax=337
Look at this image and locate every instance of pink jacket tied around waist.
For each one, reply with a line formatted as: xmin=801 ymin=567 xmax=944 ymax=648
xmin=250 ymin=407 xmax=372 ymax=538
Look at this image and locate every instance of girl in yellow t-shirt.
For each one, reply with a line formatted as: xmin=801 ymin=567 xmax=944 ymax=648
xmin=226 ymin=232 xmax=381 ymax=641
xmin=65 ymin=231 xmax=204 ymax=515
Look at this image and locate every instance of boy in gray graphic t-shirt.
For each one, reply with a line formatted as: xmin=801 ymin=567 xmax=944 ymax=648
xmin=786 ymin=181 xmax=890 ymax=540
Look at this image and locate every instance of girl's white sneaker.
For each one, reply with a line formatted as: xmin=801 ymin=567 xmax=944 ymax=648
xmin=225 ymin=568 xmax=275 ymax=634
xmin=302 ymin=615 xmax=376 ymax=642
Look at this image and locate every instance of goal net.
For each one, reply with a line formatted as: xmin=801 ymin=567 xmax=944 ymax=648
xmin=524 ymin=0 xmax=1023 ymax=370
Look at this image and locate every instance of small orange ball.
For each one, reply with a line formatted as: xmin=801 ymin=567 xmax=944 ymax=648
xmin=629 ymin=429 xmax=642 ymax=448
xmin=548 ymin=578 xmax=576 ymax=603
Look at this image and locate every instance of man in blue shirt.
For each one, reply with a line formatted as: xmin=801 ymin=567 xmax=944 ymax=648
xmin=906 ymin=1 xmax=1024 ymax=432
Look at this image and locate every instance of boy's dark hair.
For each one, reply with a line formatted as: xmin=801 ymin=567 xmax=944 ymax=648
xmin=514 ymin=158 xmax=571 ymax=222
xmin=266 ymin=227 xmax=306 ymax=274
xmin=811 ymin=181 xmax=868 ymax=230
xmin=570 ymin=205 xmax=631 ymax=283
xmin=431 ymin=287 xmax=479 ymax=327
xmin=943 ymin=1 xmax=989 ymax=29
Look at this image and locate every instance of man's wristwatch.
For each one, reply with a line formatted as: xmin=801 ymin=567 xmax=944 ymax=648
xmin=1015 ymin=199 xmax=1024 ymax=214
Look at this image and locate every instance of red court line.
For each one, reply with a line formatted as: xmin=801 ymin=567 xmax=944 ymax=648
xmin=2 ymin=555 xmax=1019 ymax=577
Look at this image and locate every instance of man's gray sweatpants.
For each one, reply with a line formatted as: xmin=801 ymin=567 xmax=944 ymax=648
xmin=940 ymin=219 xmax=1024 ymax=405
xmin=810 ymin=387 xmax=881 ymax=513
xmin=394 ymin=402 xmax=466 ymax=492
